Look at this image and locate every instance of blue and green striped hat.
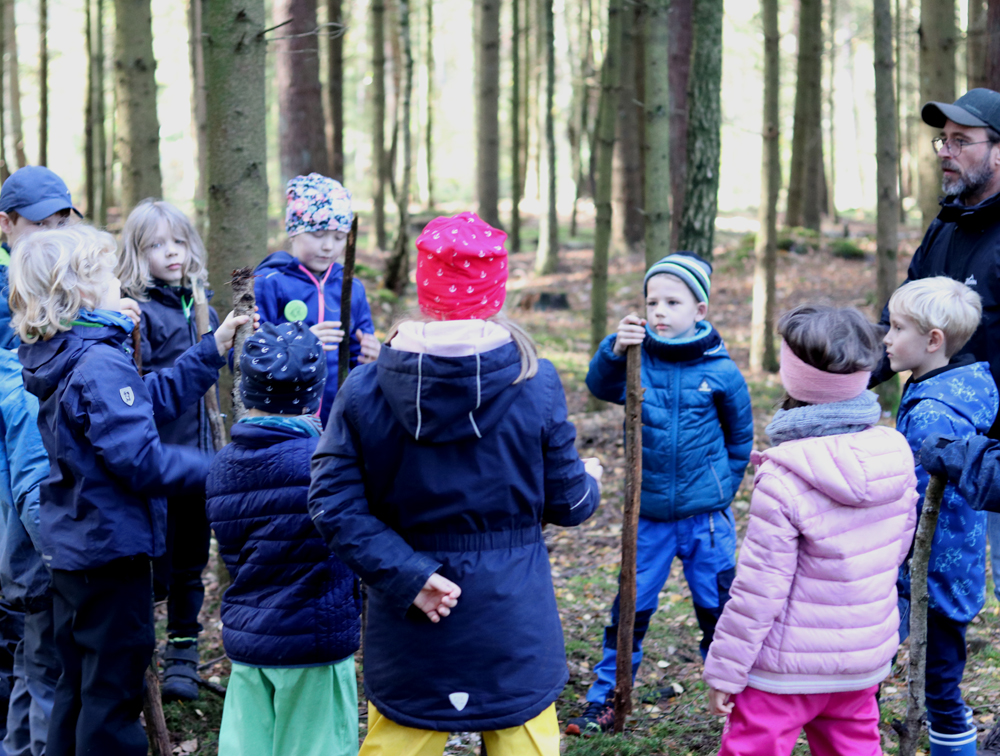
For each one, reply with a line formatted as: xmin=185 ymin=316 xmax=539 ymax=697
xmin=643 ymin=252 xmax=712 ymax=302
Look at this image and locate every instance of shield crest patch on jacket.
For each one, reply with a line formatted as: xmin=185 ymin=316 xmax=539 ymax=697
xmin=119 ymin=386 xmax=134 ymax=406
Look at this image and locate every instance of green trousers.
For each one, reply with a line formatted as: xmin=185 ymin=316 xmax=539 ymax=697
xmin=218 ymin=657 xmax=359 ymax=756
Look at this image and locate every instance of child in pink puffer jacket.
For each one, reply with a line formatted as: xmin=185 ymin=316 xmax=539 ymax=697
xmin=704 ymin=304 xmax=918 ymax=756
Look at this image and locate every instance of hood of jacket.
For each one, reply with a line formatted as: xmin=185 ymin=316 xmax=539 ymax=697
xmin=756 ymin=426 xmax=914 ymax=508
xmin=19 ymin=325 xmax=128 ymax=402
xmin=375 ymin=339 xmax=524 ymax=444
xmin=937 ymin=188 xmax=1000 ymax=230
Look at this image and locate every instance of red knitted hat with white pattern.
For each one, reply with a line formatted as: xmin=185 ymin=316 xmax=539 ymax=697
xmin=415 ymin=212 xmax=508 ymax=320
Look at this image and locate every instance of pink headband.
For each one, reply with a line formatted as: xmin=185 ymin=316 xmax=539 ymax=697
xmin=779 ymin=341 xmax=870 ymax=405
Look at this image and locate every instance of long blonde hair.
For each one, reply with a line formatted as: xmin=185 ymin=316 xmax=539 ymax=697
xmin=117 ymin=199 xmax=209 ymax=300
xmin=9 ymin=225 xmax=118 ymax=343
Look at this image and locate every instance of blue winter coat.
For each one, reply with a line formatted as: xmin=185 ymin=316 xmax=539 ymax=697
xmin=0 ymin=349 xmax=49 ymax=608
xmin=254 ymin=252 xmax=375 ymax=425
xmin=896 ymin=357 xmax=999 ymax=623
xmin=308 ymin=342 xmax=600 ymax=731
xmin=139 ymin=282 xmax=220 ymax=451
xmin=18 ymin=323 xmax=225 ymax=571
xmin=0 ymin=263 xmax=18 ymax=350
xmin=587 ymin=323 xmax=753 ymax=522
xmin=206 ymin=421 xmax=360 ymax=668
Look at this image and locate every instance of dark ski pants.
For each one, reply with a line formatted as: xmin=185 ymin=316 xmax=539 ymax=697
xmin=152 ymin=494 xmax=210 ymax=640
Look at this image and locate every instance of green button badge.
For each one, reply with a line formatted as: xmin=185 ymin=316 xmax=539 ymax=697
xmin=283 ymin=299 xmax=309 ymax=322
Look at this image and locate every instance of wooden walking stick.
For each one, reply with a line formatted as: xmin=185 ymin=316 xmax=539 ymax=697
xmin=613 ymin=343 xmax=644 ymax=733
xmin=895 ymin=474 xmax=946 ymax=756
xmin=142 ymin=666 xmax=172 ymax=755
xmin=192 ymin=278 xmax=227 ymax=451
xmin=338 ymin=216 xmax=359 ymax=388
xmin=229 ymin=267 xmax=256 ymax=423
xmin=131 ymin=328 xmax=142 ymax=374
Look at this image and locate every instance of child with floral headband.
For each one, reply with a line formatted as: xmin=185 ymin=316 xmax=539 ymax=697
xmin=255 ymin=173 xmax=379 ymax=425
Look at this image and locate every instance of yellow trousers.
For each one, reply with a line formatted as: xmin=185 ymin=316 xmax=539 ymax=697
xmin=359 ymin=702 xmax=560 ymax=756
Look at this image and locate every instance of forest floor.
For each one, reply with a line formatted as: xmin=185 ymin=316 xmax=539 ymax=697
xmin=158 ymin=213 xmax=1000 ymax=755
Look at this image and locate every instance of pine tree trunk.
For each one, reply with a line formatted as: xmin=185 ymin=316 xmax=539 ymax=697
xmin=38 ymin=0 xmax=47 ymax=166
xmin=424 ymin=0 xmax=434 ymax=207
xmin=189 ymin=0 xmax=208 ymax=238
xmin=510 ymin=0 xmax=520 ymax=250
xmin=204 ymin=0 xmax=268 ymax=315
xmin=875 ymin=0 xmax=899 ymax=310
xmin=0 ymin=0 xmax=7 ymax=182
xmin=987 ymin=0 xmax=1000 ymax=92
xmin=668 ymin=0 xmax=692 ymax=249
xmin=534 ymin=0 xmax=557 ymax=274
xmin=276 ymin=0 xmax=328 ymax=185
xmin=677 ymin=0 xmax=723 ymax=258
xmin=520 ymin=0 xmax=532 ymax=203
xmin=825 ymin=0 xmax=837 ymax=222
xmin=750 ymin=0 xmax=780 ymax=374
xmin=5 ymin=0 xmax=24 ymax=169
xmin=643 ymin=0 xmax=669 ymax=267
xmin=384 ymin=0 xmax=412 ymax=295
xmin=114 ymin=0 xmax=163 ymax=215
xmin=372 ymin=0 xmax=387 ymax=250
xmin=568 ymin=0 xmax=593 ymax=238
xmin=328 ymin=0 xmax=345 ymax=181
xmin=476 ymin=0 xmax=501 ymax=228
xmin=612 ymin=4 xmax=643 ymax=253
xmin=896 ymin=0 xmax=908 ymax=222
xmin=95 ymin=0 xmax=108 ymax=225
xmin=918 ymin=0 xmax=956 ymax=230
xmin=86 ymin=1 xmax=96 ymax=217
xmin=969 ymin=0 xmax=988 ymax=89
xmin=786 ymin=0 xmax=823 ymax=230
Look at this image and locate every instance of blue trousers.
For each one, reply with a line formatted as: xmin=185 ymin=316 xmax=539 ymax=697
xmin=586 ymin=512 xmax=736 ymax=705
xmin=4 ymin=600 xmax=58 ymax=756
xmin=989 ymin=512 xmax=1000 ymax=602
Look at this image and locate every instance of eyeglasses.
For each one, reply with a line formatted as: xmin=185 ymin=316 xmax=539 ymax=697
xmin=932 ymin=136 xmax=995 ymax=155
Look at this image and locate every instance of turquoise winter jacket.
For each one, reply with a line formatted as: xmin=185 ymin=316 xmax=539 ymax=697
xmin=587 ymin=322 xmax=754 ymax=522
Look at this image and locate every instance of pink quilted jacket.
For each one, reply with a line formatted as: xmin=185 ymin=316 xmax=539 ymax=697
xmin=703 ymin=425 xmax=918 ymax=695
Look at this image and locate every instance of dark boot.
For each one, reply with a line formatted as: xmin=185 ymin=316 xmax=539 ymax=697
xmin=160 ymin=640 xmax=200 ymax=703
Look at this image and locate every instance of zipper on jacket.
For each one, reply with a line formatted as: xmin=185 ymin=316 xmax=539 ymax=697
xmin=297 ymin=264 xmax=334 ymax=322
xmin=710 ymin=464 xmax=726 ymax=503
xmin=670 ymin=363 xmax=680 ymax=519
xmin=709 ymin=512 xmax=715 ymax=548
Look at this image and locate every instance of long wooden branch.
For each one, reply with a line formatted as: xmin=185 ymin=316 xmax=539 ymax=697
xmin=142 ymin=665 xmax=171 ymax=755
xmin=338 ymin=216 xmax=358 ymax=387
xmin=229 ymin=267 xmax=256 ymax=423
xmin=193 ymin=279 xmax=227 ymax=451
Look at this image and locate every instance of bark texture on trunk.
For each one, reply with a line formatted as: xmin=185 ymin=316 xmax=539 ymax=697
xmin=918 ymin=0 xmax=956 ymax=231
xmin=786 ymin=0 xmax=823 ymax=231
xmin=643 ymin=0 xmax=670 ymax=267
xmin=535 ymin=0 xmax=558 ymax=274
xmin=5 ymin=0 xmax=25 ymax=170
xmin=611 ymin=4 xmax=644 ymax=252
xmin=668 ymin=0 xmax=692 ymax=249
xmin=510 ymin=0 xmax=521 ymax=250
xmin=424 ymin=0 xmax=434 ymax=207
xmin=968 ymin=0 xmax=988 ymax=89
xmin=372 ymin=0 xmax=387 ymax=250
xmin=987 ymin=0 xmax=1000 ymax=94
xmin=38 ymin=0 xmax=47 ymax=166
xmin=384 ymin=0 xmax=412 ymax=296
xmin=189 ymin=0 xmax=208 ymax=238
xmin=0 ymin=0 xmax=7 ymax=182
xmin=677 ymin=0 xmax=723 ymax=258
xmin=328 ymin=0 xmax=345 ymax=181
xmin=875 ymin=0 xmax=899 ymax=311
xmin=476 ymin=0 xmax=501 ymax=228
xmin=86 ymin=0 xmax=95 ymax=217
xmin=115 ymin=0 xmax=163 ymax=215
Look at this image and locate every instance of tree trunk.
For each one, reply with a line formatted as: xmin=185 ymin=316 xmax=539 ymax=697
xmin=115 ymin=0 xmax=163 ymax=215
xmin=384 ymin=0 xmax=412 ymax=296
xmin=519 ymin=0 xmax=532 ymax=203
xmin=38 ymin=0 xmax=47 ymax=166
xmin=750 ymin=0 xmax=780 ymax=374
xmin=5 ymin=0 xmax=24 ymax=169
xmin=86 ymin=1 xmax=95 ymax=217
xmin=875 ymin=0 xmax=899 ymax=311
xmin=825 ymin=0 xmax=837 ymax=221
xmin=95 ymin=0 xmax=108 ymax=224
xmin=786 ymin=0 xmax=823 ymax=231
xmin=969 ymin=0 xmax=988 ymax=89
xmin=987 ymin=0 xmax=1000 ymax=91
xmin=643 ymin=0 xmax=670 ymax=267
xmin=424 ymin=0 xmax=434 ymax=207
xmin=896 ymin=0 xmax=908 ymax=223
xmin=371 ymin=0 xmax=387 ymax=250
xmin=189 ymin=0 xmax=208 ymax=239
xmin=612 ymin=4 xmax=643 ymax=253
xmin=510 ymin=0 xmax=520 ymax=250
xmin=590 ymin=0 xmax=623 ymax=363
xmin=918 ymin=0 xmax=956 ymax=231
xmin=568 ymin=0 xmax=594 ymax=238
xmin=0 ymin=0 xmax=7 ymax=182
xmin=534 ymin=0 xmax=557 ymax=274
xmin=328 ymin=0 xmax=345 ymax=181
xmin=204 ymin=0 xmax=268 ymax=316
xmin=668 ymin=0 xmax=692 ymax=249
xmin=677 ymin=0 xmax=723 ymax=258
xmin=476 ymin=0 xmax=501 ymax=228
xmin=276 ymin=0 xmax=328 ymax=186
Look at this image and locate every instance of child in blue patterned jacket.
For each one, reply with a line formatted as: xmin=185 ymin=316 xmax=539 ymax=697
xmin=883 ymin=275 xmax=998 ymax=755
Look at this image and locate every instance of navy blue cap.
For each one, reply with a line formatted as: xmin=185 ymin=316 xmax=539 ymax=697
xmin=922 ymin=88 xmax=1000 ymax=134
xmin=0 ymin=166 xmax=82 ymax=222
xmin=240 ymin=321 xmax=327 ymax=414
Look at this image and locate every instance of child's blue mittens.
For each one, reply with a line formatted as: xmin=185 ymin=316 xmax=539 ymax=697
xmin=919 ymin=433 xmax=957 ymax=478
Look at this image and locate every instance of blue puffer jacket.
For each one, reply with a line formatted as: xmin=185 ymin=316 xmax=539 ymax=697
xmin=896 ymin=356 xmax=999 ymax=624
xmin=254 ymin=252 xmax=375 ymax=425
xmin=0 ymin=349 xmax=49 ymax=608
xmin=18 ymin=321 xmax=224 ymax=571
xmin=207 ymin=421 xmax=360 ymax=668
xmin=0 ymin=262 xmax=19 ymax=350
xmin=587 ymin=323 xmax=754 ymax=522
xmin=140 ymin=282 xmax=220 ymax=451
xmin=309 ymin=341 xmax=600 ymax=731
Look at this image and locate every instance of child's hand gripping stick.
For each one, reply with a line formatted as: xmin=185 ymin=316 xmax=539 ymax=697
xmin=613 ymin=314 xmax=647 ymax=356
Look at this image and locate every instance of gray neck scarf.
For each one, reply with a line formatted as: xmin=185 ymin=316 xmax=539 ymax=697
xmin=765 ymin=390 xmax=883 ymax=445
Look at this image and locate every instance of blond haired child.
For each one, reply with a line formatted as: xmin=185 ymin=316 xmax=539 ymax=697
xmin=10 ymin=225 xmax=247 ymax=756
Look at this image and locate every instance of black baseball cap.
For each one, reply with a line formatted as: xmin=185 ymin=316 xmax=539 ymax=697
xmin=922 ymin=88 xmax=1000 ymax=133
xmin=0 ymin=166 xmax=82 ymax=222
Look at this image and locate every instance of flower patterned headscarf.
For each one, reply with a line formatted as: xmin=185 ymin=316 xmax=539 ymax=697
xmin=285 ymin=173 xmax=353 ymax=238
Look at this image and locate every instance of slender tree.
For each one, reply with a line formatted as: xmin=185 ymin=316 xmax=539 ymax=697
xmin=39 ymin=0 xmax=48 ymax=166
xmin=477 ymin=0 xmax=501 ymax=228
xmin=677 ymin=0 xmax=723 ymax=258
xmin=95 ymin=0 xmax=108 ymax=224
xmin=328 ymin=0 xmax=345 ymax=180
xmin=750 ymin=0 xmax=780 ymax=373
xmin=643 ymin=0 xmax=670 ymax=267
xmin=371 ymin=0 xmax=387 ymax=250
xmin=535 ymin=0 xmax=557 ymax=274
xmin=203 ymin=0 xmax=268 ymax=315
xmin=987 ymin=0 xmax=1000 ymax=91
xmin=825 ymin=0 xmax=837 ymax=221
xmin=896 ymin=0 xmax=907 ymax=222
xmin=189 ymin=0 xmax=208 ymax=237
xmin=612 ymin=4 xmax=643 ymax=252
xmin=114 ymin=0 xmax=163 ymax=215
xmin=568 ymin=0 xmax=593 ymax=238
xmin=510 ymin=0 xmax=520 ymax=250
xmin=875 ymin=0 xmax=900 ymax=310
xmin=86 ymin=0 xmax=95 ymax=217
xmin=424 ymin=0 xmax=434 ymax=207
xmin=918 ymin=0 xmax=956 ymax=230
xmin=969 ymin=0 xmax=988 ymax=89
xmin=384 ymin=0 xmax=412 ymax=295
xmin=0 ymin=0 xmax=7 ymax=182
xmin=669 ymin=0 xmax=692 ymax=248
xmin=786 ymin=0 xmax=823 ymax=231
xmin=5 ymin=0 xmax=24 ymax=169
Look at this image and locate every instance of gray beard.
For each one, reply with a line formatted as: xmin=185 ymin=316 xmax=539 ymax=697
xmin=942 ymin=153 xmax=995 ymax=202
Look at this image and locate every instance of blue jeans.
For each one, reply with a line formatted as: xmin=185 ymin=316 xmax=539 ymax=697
xmin=586 ymin=511 xmax=736 ymax=705
xmin=3 ymin=601 xmax=58 ymax=756
xmin=989 ymin=512 xmax=1000 ymax=602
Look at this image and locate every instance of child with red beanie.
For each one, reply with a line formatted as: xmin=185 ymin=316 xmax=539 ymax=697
xmin=308 ymin=212 xmax=603 ymax=755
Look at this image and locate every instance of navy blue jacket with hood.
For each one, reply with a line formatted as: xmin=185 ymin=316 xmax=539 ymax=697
xmin=19 ymin=322 xmax=225 ymax=571
xmin=254 ymin=252 xmax=374 ymax=424
xmin=207 ymin=421 xmax=361 ymax=668
xmin=139 ymin=282 xmax=220 ymax=451
xmin=308 ymin=339 xmax=600 ymax=732
xmin=587 ymin=323 xmax=753 ymax=522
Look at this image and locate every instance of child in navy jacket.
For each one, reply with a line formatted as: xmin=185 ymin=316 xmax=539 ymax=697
xmin=9 ymin=225 xmax=248 ymax=756
xmin=208 ymin=321 xmax=360 ymax=756
xmin=568 ymin=253 xmax=754 ymax=736
xmin=309 ymin=213 xmax=602 ymax=756
xmin=255 ymin=173 xmax=379 ymax=425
